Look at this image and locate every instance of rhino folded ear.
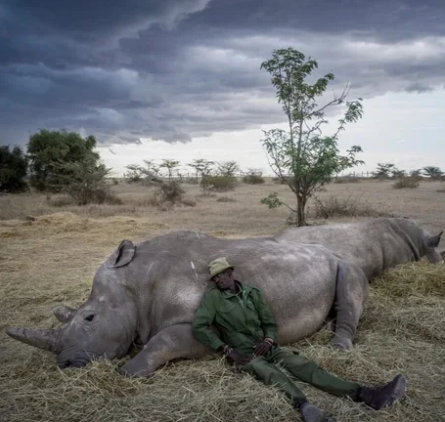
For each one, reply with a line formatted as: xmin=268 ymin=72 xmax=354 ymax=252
xmin=427 ymin=231 xmax=443 ymax=248
xmin=111 ymin=240 xmax=136 ymax=268
xmin=53 ymin=306 xmax=77 ymax=323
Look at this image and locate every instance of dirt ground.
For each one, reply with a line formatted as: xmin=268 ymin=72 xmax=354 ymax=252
xmin=1 ymin=179 xmax=444 ymax=422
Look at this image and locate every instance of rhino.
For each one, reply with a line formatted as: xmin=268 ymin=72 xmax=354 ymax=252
xmin=7 ymin=231 xmax=370 ymax=377
xmin=275 ymin=218 xmax=443 ymax=280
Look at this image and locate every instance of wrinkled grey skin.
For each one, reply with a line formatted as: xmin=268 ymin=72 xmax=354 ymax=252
xmin=7 ymin=231 xmax=369 ymax=377
xmin=276 ymin=218 xmax=443 ymax=280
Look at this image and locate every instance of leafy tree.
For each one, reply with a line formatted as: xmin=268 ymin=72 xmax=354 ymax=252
xmin=187 ymin=159 xmax=215 ymax=178
xmin=422 ymin=166 xmax=443 ymax=180
xmin=0 ymin=145 xmax=28 ymax=193
xmin=372 ymin=163 xmax=400 ymax=179
xmin=52 ymin=157 xmax=116 ymax=205
xmin=260 ymin=48 xmax=364 ymax=226
xmin=27 ymin=129 xmax=99 ymax=191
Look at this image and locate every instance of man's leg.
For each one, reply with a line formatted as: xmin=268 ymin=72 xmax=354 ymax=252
xmin=269 ymin=346 xmax=359 ymax=398
xmin=243 ymin=357 xmax=336 ymax=422
xmin=242 ymin=356 xmax=308 ymax=406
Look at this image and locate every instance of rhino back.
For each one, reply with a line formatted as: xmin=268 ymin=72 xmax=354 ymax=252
xmin=126 ymin=231 xmax=338 ymax=343
xmin=275 ymin=218 xmax=422 ymax=279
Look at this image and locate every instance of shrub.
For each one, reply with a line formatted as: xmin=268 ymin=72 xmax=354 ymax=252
xmin=216 ymin=196 xmax=237 ymax=203
xmin=243 ymin=174 xmax=265 ymax=184
xmin=201 ymin=176 xmax=237 ymax=192
xmin=333 ymin=176 xmax=360 ymax=184
xmin=156 ymin=181 xmax=184 ymax=204
xmin=393 ymin=177 xmax=420 ymax=189
xmin=67 ymin=185 xmax=122 ymax=205
xmin=311 ymin=195 xmax=387 ymax=219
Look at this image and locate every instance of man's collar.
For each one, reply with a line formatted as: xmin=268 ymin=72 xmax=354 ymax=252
xmin=220 ymin=280 xmax=247 ymax=298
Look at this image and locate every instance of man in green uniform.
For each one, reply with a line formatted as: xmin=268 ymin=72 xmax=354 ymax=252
xmin=192 ymin=257 xmax=406 ymax=422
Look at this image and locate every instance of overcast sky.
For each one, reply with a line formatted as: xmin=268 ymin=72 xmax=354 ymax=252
xmin=1 ymin=0 xmax=444 ymax=176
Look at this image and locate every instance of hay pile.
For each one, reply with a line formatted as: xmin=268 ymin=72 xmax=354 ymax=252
xmin=1 ymin=255 xmax=445 ymax=421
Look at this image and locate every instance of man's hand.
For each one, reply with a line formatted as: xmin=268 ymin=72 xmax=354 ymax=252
xmin=218 ymin=345 xmax=252 ymax=365
xmin=253 ymin=337 xmax=274 ymax=357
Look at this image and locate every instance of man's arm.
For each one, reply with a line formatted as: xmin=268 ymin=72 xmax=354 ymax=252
xmin=192 ymin=292 xmax=225 ymax=352
xmin=252 ymin=288 xmax=278 ymax=342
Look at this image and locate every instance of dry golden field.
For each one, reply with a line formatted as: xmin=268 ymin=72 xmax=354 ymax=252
xmin=1 ymin=179 xmax=444 ymax=422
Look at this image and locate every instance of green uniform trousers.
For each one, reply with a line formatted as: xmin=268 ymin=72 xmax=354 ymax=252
xmin=242 ymin=346 xmax=359 ymax=404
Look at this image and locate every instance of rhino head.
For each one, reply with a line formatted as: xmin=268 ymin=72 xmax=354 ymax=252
xmin=6 ymin=240 xmax=139 ymax=369
xmin=422 ymin=230 xmax=443 ymax=263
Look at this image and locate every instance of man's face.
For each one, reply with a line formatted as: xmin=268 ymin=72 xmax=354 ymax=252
xmin=212 ymin=268 xmax=234 ymax=290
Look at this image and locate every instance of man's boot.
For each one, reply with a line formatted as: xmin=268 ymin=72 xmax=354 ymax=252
xmin=356 ymin=374 xmax=406 ymax=410
xmin=299 ymin=402 xmax=337 ymax=422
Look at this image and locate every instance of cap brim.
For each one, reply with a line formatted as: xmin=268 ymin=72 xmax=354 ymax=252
xmin=210 ymin=266 xmax=234 ymax=280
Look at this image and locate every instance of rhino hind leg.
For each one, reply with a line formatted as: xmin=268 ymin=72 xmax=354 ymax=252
xmin=120 ymin=323 xmax=209 ymax=377
xmin=332 ymin=261 xmax=369 ymax=350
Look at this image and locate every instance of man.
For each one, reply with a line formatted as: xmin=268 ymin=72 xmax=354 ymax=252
xmin=192 ymin=257 xmax=406 ymax=422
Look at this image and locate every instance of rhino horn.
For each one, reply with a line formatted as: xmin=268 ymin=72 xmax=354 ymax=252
xmin=6 ymin=327 xmax=59 ymax=352
xmin=53 ymin=306 xmax=77 ymax=323
xmin=427 ymin=231 xmax=443 ymax=248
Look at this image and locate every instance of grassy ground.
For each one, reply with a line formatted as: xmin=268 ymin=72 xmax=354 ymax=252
xmin=1 ymin=179 xmax=444 ymax=422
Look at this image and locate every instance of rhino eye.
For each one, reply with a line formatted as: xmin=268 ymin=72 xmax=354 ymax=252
xmin=85 ymin=314 xmax=95 ymax=322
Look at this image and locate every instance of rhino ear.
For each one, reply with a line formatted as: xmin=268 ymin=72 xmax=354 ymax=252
xmin=427 ymin=231 xmax=443 ymax=248
xmin=53 ymin=306 xmax=77 ymax=323
xmin=111 ymin=240 xmax=136 ymax=268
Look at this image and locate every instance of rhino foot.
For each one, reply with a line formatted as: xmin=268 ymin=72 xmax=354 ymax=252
xmin=119 ymin=361 xmax=154 ymax=378
xmin=332 ymin=337 xmax=353 ymax=350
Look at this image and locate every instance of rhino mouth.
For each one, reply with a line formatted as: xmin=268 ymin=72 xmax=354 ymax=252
xmin=58 ymin=351 xmax=92 ymax=369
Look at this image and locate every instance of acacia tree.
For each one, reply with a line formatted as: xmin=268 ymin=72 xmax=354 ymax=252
xmin=216 ymin=161 xmax=240 ymax=177
xmin=159 ymin=159 xmax=180 ymax=181
xmin=188 ymin=159 xmax=215 ymax=178
xmin=260 ymin=48 xmax=364 ymax=226
xmin=422 ymin=166 xmax=443 ymax=180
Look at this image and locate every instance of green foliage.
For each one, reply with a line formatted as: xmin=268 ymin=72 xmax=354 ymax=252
xmin=201 ymin=176 xmax=237 ymax=192
xmin=260 ymin=192 xmax=284 ymax=209
xmin=372 ymin=163 xmax=399 ymax=179
xmin=422 ymin=166 xmax=443 ymax=180
xmin=260 ymin=47 xmax=364 ymax=226
xmin=0 ymin=145 xmax=28 ymax=193
xmin=51 ymin=157 xmax=119 ymax=205
xmin=27 ymin=129 xmax=99 ymax=191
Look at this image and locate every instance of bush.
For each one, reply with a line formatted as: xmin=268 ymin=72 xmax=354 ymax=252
xmin=333 ymin=176 xmax=360 ymax=184
xmin=67 ymin=185 xmax=122 ymax=205
xmin=243 ymin=174 xmax=265 ymax=184
xmin=0 ymin=145 xmax=29 ymax=193
xmin=201 ymin=176 xmax=237 ymax=192
xmin=311 ymin=195 xmax=387 ymax=219
xmin=152 ymin=181 xmax=184 ymax=205
xmin=216 ymin=196 xmax=236 ymax=203
xmin=393 ymin=177 xmax=420 ymax=189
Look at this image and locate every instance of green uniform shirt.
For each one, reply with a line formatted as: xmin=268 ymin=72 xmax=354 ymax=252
xmin=192 ymin=281 xmax=278 ymax=354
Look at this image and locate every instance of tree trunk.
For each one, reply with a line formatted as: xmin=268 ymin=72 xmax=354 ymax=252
xmin=296 ymin=194 xmax=306 ymax=226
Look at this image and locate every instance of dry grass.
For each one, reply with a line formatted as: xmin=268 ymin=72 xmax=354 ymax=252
xmin=1 ymin=179 xmax=445 ymax=422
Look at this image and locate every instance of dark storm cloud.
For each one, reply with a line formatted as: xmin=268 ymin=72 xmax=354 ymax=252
xmin=1 ymin=0 xmax=444 ymax=147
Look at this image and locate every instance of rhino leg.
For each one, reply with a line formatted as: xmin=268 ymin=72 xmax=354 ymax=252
xmin=120 ymin=323 xmax=209 ymax=377
xmin=332 ymin=261 xmax=369 ymax=350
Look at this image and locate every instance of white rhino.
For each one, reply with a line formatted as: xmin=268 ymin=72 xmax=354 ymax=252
xmin=275 ymin=218 xmax=443 ymax=279
xmin=7 ymin=231 xmax=369 ymax=377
